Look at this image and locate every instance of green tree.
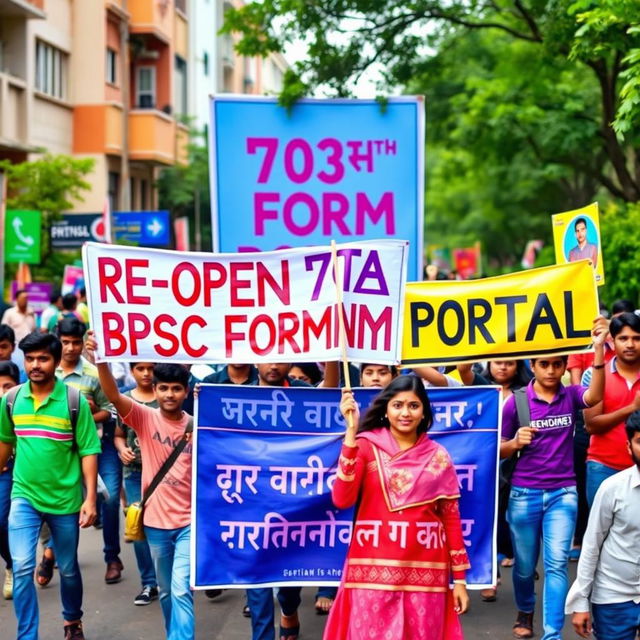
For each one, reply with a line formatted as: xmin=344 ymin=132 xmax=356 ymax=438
xmin=223 ymin=0 xmax=640 ymax=203
xmin=157 ymin=128 xmax=212 ymax=251
xmin=0 ymin=154 xmax=94 ymax=282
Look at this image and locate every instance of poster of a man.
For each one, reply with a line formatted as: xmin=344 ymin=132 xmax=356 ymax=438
xmin=568 ymin=217 xmax=598 ymax=268
xmin=552 ymin=202 xmax=605 ymax=286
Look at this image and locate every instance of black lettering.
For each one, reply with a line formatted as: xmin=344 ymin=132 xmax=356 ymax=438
xmin=410 ymin=302 xmax=434 ymax=348
xmin=525 ymin=293 xmax=563 ymax=341
xmin=437 ymin=300 xmax=465 ymax=346
xmin=467 ymin=298 xmax=495 ymax=345
xmin=495 ymin=295 xmax=528 ymax=342
xmin=564 ymin=291 xmax=591 ymax=338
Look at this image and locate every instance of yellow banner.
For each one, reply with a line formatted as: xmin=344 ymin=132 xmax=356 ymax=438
xmin=402 ymin=261 xmax=598 ymax=366
xmin=552 ymin=202 xmax=605 ymax=286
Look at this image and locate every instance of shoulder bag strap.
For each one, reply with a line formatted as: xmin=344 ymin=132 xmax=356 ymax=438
xmin=141 ymin=417 xmax=193 ymax=507
xmin=5 ymin=385 xmax=22 ymax=432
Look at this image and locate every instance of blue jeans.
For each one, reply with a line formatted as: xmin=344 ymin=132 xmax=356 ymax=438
xmin=0 ymin=463 xmax=12 ymax=569
xmin=507 ymin=485 xmax=578 ymax=640
xmin=145 ymin=525 xmax=193 ymax=640
xmin=124 ymin=472 xmax=156 ymax=588
xmin=98 ymin=435 xmax=122 ymax=563
xmin=586 ymin=460 xmax=619 ymax=507
xmin=9 ymin=497 xmax=83 ymax=640
xmin=247 ymin=587 xmax=302 ymax=640
xmin=592 ymin=600 xmax=640 ymax=640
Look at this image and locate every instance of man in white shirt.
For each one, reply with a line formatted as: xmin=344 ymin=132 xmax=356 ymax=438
xmin=565 ymin=410 xmax=640 ymax=639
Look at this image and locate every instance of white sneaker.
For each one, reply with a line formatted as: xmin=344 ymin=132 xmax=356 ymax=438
xmin=3 ymin=568 xmax=12 ymax=600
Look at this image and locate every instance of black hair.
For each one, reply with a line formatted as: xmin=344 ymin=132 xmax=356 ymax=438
xmin=0 ymin=324 xmax=16 ymax=346
xmin=130 ymin=361 xmax=155 ymax=370
xmin=0 ymin=360 xmax=20 ymax=385
xmin=574 ymin=217 xmax=587 ymax=231
xmin=14 ymin=289 xmax=27 ymax=300
xmin=611 ymin=299 xmax=636 ymax=315
xmin=61 ymin=293 xmax=77 ymax=311
xmin=290 ymin=362 xmax=323 ymax=385
xmin=610 ymin=312 xmax=640 ymax=339
xmin=359 ymin=363 xmax=399 ymax=376
xmin=530 ymin=355 xmax=569 ymax=366
xmin=18 ymin=332 xmax=62 ymax=361
xmin=481 ymin=360 xmax=533 ymax=390
xmin=57 ymin=317 xmax=86 ymax=338
xmin=625 ymin=410 xmax=640 ymax=441
xmin=358 ymin=374 xmax=433 ymax=435
xmin=153 ymin=363 xmax=189 ymax=388
xmin=50 ymin=291 xmax=62 ymax=304
xmin=79 ymin=287 xmax=86 ymax=297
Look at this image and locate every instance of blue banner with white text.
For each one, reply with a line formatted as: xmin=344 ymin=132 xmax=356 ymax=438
xmin=192 ymin=384 xmax=499 ymax=589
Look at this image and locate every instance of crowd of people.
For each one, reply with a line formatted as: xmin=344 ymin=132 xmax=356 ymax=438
xmin=0 ymin=286 xmax=639 ymax=640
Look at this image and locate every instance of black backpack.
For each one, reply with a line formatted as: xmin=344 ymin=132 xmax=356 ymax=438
xmin=5 ymin=384 xmax=81 ymax=450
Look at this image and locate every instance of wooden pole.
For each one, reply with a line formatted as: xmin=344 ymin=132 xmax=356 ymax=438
xmin=331 ymin=240 xmax=354 ymax=429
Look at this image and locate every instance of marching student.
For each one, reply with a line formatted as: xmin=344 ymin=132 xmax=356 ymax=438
xmin=88 ymin=332 xmax=194 ymax=640
xmin=500 ymin=318 xmax=607 ymax=639
xmin=0 ymin=332 xmax=100 ymax=640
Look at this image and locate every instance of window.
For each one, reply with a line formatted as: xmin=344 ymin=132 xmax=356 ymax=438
xmin=108 ymin=172 xmax=120 ymax=211
xmin=35 ymin=40 xmax=68 ymax=100
xmin=174 ymin=56 xmax=187 ymax=116
xmin=106 ymin=48 xmax=117 ymax=85
xmin=140 ymin=179 xmax=148 ymax=210
xmin=136 ymin=66 xmax=155 ymax=108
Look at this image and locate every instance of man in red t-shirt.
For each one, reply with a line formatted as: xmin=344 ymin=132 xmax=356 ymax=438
xmin=584 ymin=312 xmax=640 ymax=505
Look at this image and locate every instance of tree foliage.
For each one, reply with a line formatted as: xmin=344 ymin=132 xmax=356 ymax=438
xmin=223 ymin=0 xmax=640 ymax=270
xmin=157 ymin=128 xmax=212 ymax=251
xmin=0 ymin=154 xmax=94 ymax=281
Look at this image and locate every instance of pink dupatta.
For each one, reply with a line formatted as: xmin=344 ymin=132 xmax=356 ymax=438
xmin=357 ymin=428 xmax=460 ymax=512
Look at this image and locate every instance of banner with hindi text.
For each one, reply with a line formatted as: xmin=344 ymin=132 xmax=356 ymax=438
xmin=192 ymin=384 xmax=500 ymax=589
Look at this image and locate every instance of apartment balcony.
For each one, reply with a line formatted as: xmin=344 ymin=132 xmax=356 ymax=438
xmin=73 ymin=103 xmax=123 ymax=156
xmin=129 ymin=108 xmax=176 ymax=165
xmin=0 ymin=71 xmax=30 ymax=151
xmin=0 ymin=0 xmax=45 ymax=18
xmin=129 ymin=0 xmax=172 ymax=44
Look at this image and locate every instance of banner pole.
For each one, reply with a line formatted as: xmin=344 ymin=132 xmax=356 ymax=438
xmin=331 ymin=240 xmax=354 ymax=429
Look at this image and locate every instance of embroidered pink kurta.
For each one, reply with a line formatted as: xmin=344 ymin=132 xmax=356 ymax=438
xmin=323 ymin=429 xmax=470 ymax=640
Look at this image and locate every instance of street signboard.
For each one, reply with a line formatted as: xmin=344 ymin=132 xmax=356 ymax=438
xmin=4 ymin=209 xmax=41 ymax=263
xmin=113 ymin=211 xmax=170 ymax=246
xmin=51 ymin=213 xmax=105 ymax=248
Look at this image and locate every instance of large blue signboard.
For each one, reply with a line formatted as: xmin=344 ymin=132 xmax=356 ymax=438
xmin=209 ymin=96 xmax=425 ymax=281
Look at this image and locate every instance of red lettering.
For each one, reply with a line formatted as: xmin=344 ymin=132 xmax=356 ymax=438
xmin=125 ymin=259 xmax=150 ymax=304
xmin=302 ymin=308 xmax=333 ymax=350
xmin=230 ymin=262 xmax=254 ymax=307
xmin=224 ymin=315 xmax=247 ymax=358
xmin=358 ymin=305 xmax=392 ymax=350
xmin=203 ymin=262 xmax=227 ymax=306
xmin=249 ymin=314 xmax=276 ymax=356
xmin=181 ymin=315 xmax=208 ymax=358
xmin=127 ymin=313 xmax=151 ymax=356
xmin=257 ymin=261 xmax=290 ymax=306
xmin=171 ymin=262 xmax=201 ymax=306
xmin=154 ymin=314 xmax=179 ymax=357
xmin=277 ymin=312 xmax=301 ymax=354
xmin=98 ymin=258 xmax=124 ymax=304
xmin=102 ymin=312 xmax=127 ymax=356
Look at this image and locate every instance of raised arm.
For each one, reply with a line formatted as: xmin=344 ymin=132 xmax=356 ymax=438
xmin=582 ymin=317 xmax=607 ymax=407
xmin=85 ymin=331 xmax=133 ymax=419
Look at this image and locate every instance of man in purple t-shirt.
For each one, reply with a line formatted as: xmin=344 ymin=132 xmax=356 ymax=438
xmin=500 ymin=318 xmax=607 ymax=640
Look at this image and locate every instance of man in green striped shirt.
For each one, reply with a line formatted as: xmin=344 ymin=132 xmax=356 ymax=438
xmin=0 ymin=332 xmax=101 ymax=640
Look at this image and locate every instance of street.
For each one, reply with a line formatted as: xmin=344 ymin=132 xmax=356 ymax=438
xmin=0 ymin=525 xmax=579 ymax=639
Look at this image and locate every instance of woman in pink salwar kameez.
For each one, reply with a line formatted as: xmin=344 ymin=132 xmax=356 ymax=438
xmin=323 ymin=375 xmax=470 ymax=640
